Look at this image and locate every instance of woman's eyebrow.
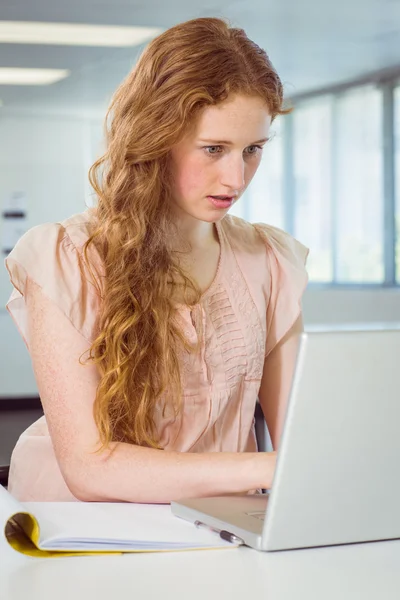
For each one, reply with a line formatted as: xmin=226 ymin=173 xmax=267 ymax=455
xmin=198 ymin=137 xmax=270 ymax=145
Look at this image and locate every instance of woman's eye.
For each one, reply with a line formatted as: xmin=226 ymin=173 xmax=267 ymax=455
xmin=245 ymin=145 xmax=263 ymax=155
xmin=205 ymin=146 xmax=222 ymax=155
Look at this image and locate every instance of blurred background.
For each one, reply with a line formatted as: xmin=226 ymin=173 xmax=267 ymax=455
xmin=0 ymin=0 xmax=399 ymax=403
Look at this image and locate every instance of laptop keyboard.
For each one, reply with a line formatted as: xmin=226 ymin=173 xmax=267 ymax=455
xmin=245 ymin=511 xmax=265 ymax=521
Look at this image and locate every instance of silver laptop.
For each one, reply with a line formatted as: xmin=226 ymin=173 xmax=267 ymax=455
xmin=171 ymin=328 xmax=400 ymax=551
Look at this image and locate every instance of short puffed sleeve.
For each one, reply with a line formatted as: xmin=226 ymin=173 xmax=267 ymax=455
xmin=4 ymin=216 xmax=102 ymax=348
xmin=253 ymin=223 xmax=309 ymax=358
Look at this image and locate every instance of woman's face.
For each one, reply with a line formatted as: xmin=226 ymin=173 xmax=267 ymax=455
xmin=169 ymin=94 xmax=272 ymax=223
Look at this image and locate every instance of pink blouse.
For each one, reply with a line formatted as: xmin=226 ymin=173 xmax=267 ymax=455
xmin=5 ymin=210 xmax=308 ymax=501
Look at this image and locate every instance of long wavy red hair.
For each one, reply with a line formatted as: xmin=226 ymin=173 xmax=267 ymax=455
xmin=83 ymin=17 xmax=290 ymax=450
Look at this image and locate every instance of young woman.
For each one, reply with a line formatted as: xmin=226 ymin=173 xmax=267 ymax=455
xmin=5 ymin=17 xmax=308 ymax=502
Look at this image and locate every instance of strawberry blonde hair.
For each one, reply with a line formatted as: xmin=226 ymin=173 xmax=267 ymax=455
xmin=84 ymin=17 xmax=290 ymax=450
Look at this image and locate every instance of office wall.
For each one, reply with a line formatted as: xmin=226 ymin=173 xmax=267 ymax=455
xmin=1 ymin=113 xmax=399 ymax=396
xmin=0 ymin=112 xmax=104 ymax=396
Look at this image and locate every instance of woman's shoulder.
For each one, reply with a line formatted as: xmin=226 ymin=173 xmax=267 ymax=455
xmin=221 ymin=214 xmax=309 ymax=267
xmin=220 ymin=213 xmax=261 ymax=246
xmin=61 ymin=207 xmax=96 ymax=246
xmin=5 ymin=208 xmax=101 ymax=345
xmin=13 ymin=208 xmax=96 ymax=255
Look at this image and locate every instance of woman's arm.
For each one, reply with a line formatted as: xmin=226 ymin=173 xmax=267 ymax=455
xmin=258 ymin=315 xmax=303 ymax=451
xmin=26 ymin=278 xmax=275 ymax=503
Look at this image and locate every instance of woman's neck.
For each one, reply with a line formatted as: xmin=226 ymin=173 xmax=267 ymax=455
xmin=172 ymin=217 xmax=219 ymax=252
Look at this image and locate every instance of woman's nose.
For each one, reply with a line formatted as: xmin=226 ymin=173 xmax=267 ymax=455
xmin=220 ymin=157 xmax=245 ymax=192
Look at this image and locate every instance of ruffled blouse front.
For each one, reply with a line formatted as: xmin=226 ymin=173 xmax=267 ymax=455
xmin=5 ymin=210 xmax=308 ymax=501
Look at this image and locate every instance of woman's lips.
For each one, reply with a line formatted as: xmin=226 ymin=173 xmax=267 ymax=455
xmin=208 ymin=195 xmax=233 ymax=209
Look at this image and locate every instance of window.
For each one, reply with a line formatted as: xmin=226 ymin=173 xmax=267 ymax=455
xmin=395 ymin=85 xmax=400 ymax=283
xmin=334 ymin=86 xmax=384 ymax=283
xmin=293 ymin=86 xmax=384 ymax=284
xmin=293 ymin=97 xmax=333 ymax=282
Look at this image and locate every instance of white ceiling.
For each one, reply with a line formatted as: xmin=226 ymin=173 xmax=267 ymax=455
xmin=1 ymin=0 xmax=400 ymax=116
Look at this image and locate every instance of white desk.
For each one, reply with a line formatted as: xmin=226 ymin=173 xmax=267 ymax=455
xmin=2 ymin=532 xmax=400 ymax=600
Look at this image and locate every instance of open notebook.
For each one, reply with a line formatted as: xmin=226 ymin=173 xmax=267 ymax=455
xmin=0 ymin=485 xmax=238 ymax=558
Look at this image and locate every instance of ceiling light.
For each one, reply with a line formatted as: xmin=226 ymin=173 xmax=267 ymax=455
xmin=0 ymin=68 xmax=70 ymax=85
xmin=0 ymin=21 xmax=162 ymax=47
